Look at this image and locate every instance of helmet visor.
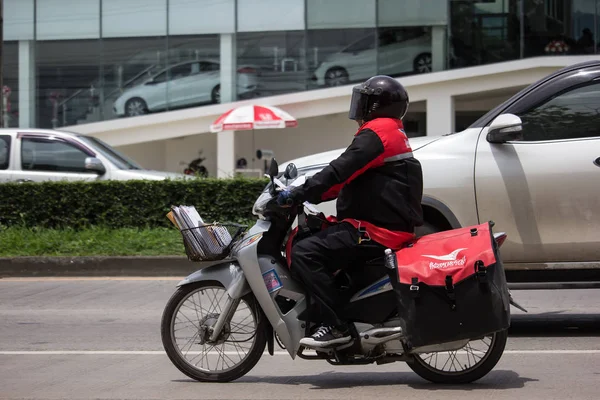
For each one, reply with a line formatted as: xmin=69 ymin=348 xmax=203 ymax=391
xmin=348 ymin=86 xmax=368 ymax=121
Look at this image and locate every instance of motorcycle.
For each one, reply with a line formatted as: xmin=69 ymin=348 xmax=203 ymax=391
xmin=182 ymin=150 xmax=208 ymax=177
xmin=161 ymin=159 xmax=525 ymax=384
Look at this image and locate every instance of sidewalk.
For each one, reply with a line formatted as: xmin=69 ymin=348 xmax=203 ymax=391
xmin=0 ymin=257 xmax=215 ymax=278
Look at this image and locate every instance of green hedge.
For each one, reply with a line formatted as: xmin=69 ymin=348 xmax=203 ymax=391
xmin=0 ymin=177 xmax=269 ymax=229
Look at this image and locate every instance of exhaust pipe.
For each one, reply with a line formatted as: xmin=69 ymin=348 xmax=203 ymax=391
xmin=359 ymin=326 xmax=403 ymax=346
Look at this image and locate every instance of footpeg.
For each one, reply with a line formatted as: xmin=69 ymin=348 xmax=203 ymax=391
xmin=359 ymin=326 xmax=403 ymax=346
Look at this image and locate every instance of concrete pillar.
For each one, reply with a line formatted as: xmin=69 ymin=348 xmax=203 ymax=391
xmin=426 ymin=94 xmax=454 ymax=136
xmin=18 ymin=40 xmax=36 ymax=128
xmin=216 ymin=33 xmax=237 ymax=178
xmin=431 ymin=25 xmax=447 ymax=72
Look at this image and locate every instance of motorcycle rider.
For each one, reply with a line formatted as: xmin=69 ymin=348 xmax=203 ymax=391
xmin=277 ymin=75 xmax=424 ymax=348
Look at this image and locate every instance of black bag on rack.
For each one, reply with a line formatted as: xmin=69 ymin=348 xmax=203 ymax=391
xmin=386 ymin=221 xmax=511 ymax=350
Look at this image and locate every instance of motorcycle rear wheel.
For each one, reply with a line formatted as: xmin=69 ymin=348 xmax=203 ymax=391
xmin=406 ymin=329 xmax=508 ymax=384
xmin=161 ymin=281 xmax=267 ymax=382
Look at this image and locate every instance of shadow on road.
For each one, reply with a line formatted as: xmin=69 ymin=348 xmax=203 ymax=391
xmin=509 ymin=313 xmax=600 ymax=336
xmin=174 ymin=370 xmax=537 ymax=390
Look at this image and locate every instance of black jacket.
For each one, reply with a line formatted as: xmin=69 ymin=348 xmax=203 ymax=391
xmin=291 ymin=117 xmax=424 ymax=233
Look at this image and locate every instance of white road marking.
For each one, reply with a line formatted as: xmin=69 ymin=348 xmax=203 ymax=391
xmin=0 ymin=350 xmax=599 ymax=355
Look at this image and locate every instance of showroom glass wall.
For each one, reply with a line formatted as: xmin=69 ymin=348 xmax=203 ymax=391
xmin=3 ymin=0 xmax=600 ymax=129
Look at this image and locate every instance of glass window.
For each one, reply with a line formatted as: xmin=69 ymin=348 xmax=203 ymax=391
xmin=102 ymin=34 xmax=222 ymax=116
xmin=190 ymin=62 xmax=201 ymax=75
xmin=0 ymin=136 xmax=11 ymax=170
xmin=377 ymin=27 xmax=432 ymax=77
xmin=167 ymin=35 xmax=220 ymax=66
xmin=152 ymin=70 xmax=168 ymax=84
xmin=517 ymin=83 xmax=600 ymax=141
xmin=571 ymin=0 xmax=599 ymax=55
xmin=3 ymin=42 xmax=19 ymax=128
xmin=102 ymin=36 xmax=168 ymax=119
xmin=523 ymin=0 xmax=573 ymax=57
xmin=35 ymin=39 xmax=101 ymax=129
xmin=76 ymin=135 xmax=142 ymax=170
xmin=199 ymin=62 xmax=220 ymax=72
xmin=307 ymin=28 xmax=376 ymax=87
xmin=168 ymin=63 xmax=193 ymax=80
xmin=449 ymin=0 xmax=521 ymax=68
xmin=237 ymin=30 xmax=305 ymax=98
xmin=344 ymin=34 xmax=375 ymax=53
xmin=21 ymin=137 xmax=91 ymax=173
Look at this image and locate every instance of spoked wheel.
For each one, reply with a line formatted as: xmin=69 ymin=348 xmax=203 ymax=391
xmin=124 ymin=97 xmax=148 ymax=117
xmin=161 ymin=281 xmax=267 ymax=382
xmin=407 ymin=330 xmax=508 ymax=384
xmin=324 ymin=67 xmax=349 ymax=86
xmin=413 ymin=53 xmax=432 ymax=74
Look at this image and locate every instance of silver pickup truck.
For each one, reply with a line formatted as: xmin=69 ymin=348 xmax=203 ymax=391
xmin=0 ymin=128 xmax=187 ymax=183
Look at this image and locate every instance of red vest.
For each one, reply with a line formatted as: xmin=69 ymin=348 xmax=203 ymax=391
xmin=329 ymin=118 xmax=416 ymax=249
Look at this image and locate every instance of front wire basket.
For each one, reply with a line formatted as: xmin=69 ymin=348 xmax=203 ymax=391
xmin=179 ymin=223 xmax=247 ymax=262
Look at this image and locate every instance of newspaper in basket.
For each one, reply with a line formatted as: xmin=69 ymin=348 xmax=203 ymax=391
xmin=168 ymin=205 xmax=245 ymax=261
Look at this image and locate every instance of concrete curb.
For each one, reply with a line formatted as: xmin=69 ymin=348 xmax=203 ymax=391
xmin=0 ymin=257 xmax=216 ymax=277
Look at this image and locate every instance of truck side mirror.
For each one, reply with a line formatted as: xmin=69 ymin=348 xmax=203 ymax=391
xmin=487 ymin=113 xmax=524 ymax=143
xmin=85 ymin=157 xmax=106 ymax=175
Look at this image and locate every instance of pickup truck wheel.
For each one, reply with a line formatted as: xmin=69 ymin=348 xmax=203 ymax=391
xmin=415 ymin=221 xmax=442 ymax=238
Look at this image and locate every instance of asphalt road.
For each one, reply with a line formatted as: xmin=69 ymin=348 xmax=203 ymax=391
xmin=1 ymin=278 xmax=599 ymax=400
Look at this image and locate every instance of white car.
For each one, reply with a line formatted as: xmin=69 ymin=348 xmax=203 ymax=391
xmin=113 ymin=60 xmax=259 ymax=117
xmin=0 ymin=128 xmax=188 ymax=183
xmin=281 ymin=60 xmax=600 ymax=283
xmin=311 ymin=27 xmax=432 ymax=87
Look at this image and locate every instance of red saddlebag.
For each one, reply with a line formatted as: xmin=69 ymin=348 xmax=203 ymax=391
xmin=387 ymin=221 xmax=511 ymax=350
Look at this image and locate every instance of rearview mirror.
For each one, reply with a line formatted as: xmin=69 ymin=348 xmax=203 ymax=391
xmin=85 ymin=157 xmax=106 ymax=175
xmin=284 ymin=163 xmax=298 ymax=180
xmin=487 ymin=113 xmax=523 ymax=143
xmin=268 ymin=158 xmax=279 ymax=178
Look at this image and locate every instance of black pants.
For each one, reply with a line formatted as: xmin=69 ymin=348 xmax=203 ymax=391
xmin=290 ymin=221 xmax=386 ymax=326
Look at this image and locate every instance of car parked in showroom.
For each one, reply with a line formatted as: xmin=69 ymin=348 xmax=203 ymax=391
xmin=311 ymin=27 xmax=432 ymax=87
xmin=282 ymin=60 xmax=600 ymax=285
xmin=113 ymin=59 xmax=259 ymax=117
xmin=0 ymin=129 xmax=188 ymax=183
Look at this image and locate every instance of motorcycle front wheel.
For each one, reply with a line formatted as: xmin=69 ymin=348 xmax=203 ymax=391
xmin=161 ymin=281 xmax=268 ymax=382
xmin=406 ymin=329 xmax=508 ymax=384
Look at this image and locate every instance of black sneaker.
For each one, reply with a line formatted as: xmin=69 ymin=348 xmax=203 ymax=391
xmin=299 ymin=324 xmax=352 ymax=348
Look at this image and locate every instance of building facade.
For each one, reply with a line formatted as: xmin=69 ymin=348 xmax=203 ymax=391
xmin=3 ymin=0 xmax=600 ymax=176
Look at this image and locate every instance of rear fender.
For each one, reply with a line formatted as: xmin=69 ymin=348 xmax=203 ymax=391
xmin=177 ymin=261 xmax=251 ymax=299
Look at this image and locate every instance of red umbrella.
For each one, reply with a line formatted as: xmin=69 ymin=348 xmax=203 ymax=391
xmin=210 ymin=104 xmax=298 ymax=132
xmin=210 ymin=104 xmax=298 ymax=170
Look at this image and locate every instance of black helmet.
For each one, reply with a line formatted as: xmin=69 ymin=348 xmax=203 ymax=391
xmin=348 ymin=75 xmax=409 ymax=122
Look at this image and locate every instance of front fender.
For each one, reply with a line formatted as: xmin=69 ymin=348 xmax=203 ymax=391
xmin=177 ymin=260 xmax=251 ymax=299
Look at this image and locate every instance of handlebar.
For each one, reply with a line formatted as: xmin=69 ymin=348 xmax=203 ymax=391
xmin=269 ymin=174 xmax=319 ymax=214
